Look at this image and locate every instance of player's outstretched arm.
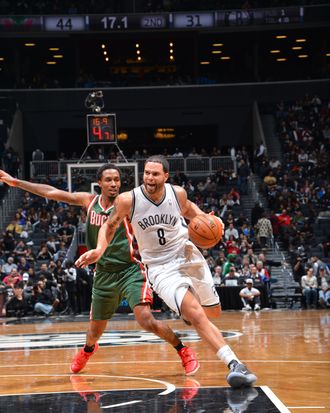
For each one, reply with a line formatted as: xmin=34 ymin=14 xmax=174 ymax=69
xmin=0 ymin=168 xmax=92 ymax=207
xmin=75 ymin=192 xmax=132 ymax=267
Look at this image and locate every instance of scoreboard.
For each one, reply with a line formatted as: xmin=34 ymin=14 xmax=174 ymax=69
xmin=86 ymin=114 xmax=117 ymax=145
xmin=0 ymin=7 xmax=308 ymax=33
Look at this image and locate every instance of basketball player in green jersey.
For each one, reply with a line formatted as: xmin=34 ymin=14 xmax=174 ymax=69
xmin=0 ymin=164 xmax=199 ymax=375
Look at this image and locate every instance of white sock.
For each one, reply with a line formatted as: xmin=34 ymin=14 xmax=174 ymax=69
xmin=217 ymin=345 xmax=240 ymax=367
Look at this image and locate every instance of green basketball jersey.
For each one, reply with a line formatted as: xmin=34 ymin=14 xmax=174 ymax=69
xmin=86 ymin=195 xmax=136 ymax=272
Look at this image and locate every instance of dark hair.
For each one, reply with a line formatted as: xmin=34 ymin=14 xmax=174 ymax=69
xmin=96 ymin=163 xmax=121 ymax=181
xmin=145 ymin=155 xmax=169 ymax=173
xmin=14 ymin=281 xmax=24 ymax=289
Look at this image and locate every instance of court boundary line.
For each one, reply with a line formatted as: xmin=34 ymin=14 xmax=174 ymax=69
xmin=261 ymin=386 xmax=291 ymax=413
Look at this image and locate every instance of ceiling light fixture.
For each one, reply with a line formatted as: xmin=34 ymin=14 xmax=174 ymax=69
xmin=276 ymin=35 xmax=287 ymax=39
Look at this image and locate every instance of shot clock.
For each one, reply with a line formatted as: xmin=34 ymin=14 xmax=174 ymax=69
xmin=86 ymin=113 xmax=117 ymax=144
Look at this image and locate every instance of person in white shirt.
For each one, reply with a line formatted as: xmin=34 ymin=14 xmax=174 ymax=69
xmin=239 ymin=279 xmax=261 ymax=311
xmin=212 ymin=265 xmax=222 ymax=286
xmin=224 ymin=223 xmax=239 ymax=241
xmin=301 ymin=268 xmax=318 ymax=309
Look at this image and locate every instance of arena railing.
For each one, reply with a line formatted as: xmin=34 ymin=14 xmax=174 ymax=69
xmin=30 ymin=156 xmax=236 ymax=179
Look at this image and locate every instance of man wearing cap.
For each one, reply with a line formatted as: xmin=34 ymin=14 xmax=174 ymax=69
xmin=239 ymin=279 xmax=261 ymax=311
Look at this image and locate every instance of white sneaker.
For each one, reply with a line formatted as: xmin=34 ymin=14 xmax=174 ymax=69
xmin=243 ymin=304 xmax=252 ymax=311
xmin=254 ymin=304 xmax=260 ymax=311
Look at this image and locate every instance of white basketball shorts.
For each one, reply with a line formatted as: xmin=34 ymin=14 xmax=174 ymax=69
xmin=146 ymin=241 xmax=220 ymax=315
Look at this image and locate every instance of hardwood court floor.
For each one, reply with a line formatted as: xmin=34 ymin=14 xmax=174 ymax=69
xmin=0 ymin=309 xmax=329 ymax=412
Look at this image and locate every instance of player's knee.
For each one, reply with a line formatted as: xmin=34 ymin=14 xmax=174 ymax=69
xmin=183 ymin=304 xmax=206 ymax=327
xmin=139 ymin=315 xmax=158 ymax=332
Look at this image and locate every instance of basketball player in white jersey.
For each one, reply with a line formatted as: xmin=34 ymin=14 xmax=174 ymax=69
xmin=76 ymin=155 xmax=257 ymax=388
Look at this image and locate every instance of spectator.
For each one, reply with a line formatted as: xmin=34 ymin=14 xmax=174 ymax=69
xmin=212 ymin=265 xmax=222 ymax=286
xmin=37 ymin=263 xmax=53 ymax=282
xmin=223 ymin=267 xmax=240 ymax=286
xmin=255 ymin=213 xmax=273 ymax=249
xmin=32 ymin=279 xmax=59 ymax=316
xmin=251 ymin=202 xmax=264 ymax=227
xmin=3 ymin=269 xmax=22 ymax=287
xmin=63 ymin=260 xmax=77 ymax=314
xmin=301 ymin=268 xmax=318 ymax=309
xmin=311 ymin=256 xmax=330 ymax=278
xmin=224 ymin=223 xmax=239 ymax=241
xmin=57 ymin=220 xmax=74 ymax=246
xmin=5 ymin=281 xmax=30 ymax=317
xmin=318 ymin=267 xmax=330 ymax=308
xmin=17 ymin=257 xmax=30 ymax=273
xmin=249 ymin=265 xmax=263 ymax=286
xmin=172 ymin=147 xmax=183 ymax=157
xmin=237 ymin=159 xmax=250 ymax=195
xmin=239 ymin=279 xmax=261 ymax=311
xmin=243 ymin=248 xmax=258 ymax=266
xmin=53 ymin=242 xmax=68 ymax=262
xmin=223 ymin=253 xmax=237 ymax=276
xmin=2 ymin=257 xmax=17 ymax=275
xmin=32 ymin=148 xmax=44 ymax=161
xmin=49 ymin=215 xmax=61 ymax=233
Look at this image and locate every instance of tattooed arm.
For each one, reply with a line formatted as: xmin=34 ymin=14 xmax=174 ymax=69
xmin=75 ymin=192 xmax=132 ymax=267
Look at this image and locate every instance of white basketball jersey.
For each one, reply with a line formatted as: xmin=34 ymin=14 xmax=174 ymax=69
xmin=130 ymin=183 xmax=189 ymax=266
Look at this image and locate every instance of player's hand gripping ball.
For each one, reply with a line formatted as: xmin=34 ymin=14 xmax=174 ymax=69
xmin=188 ymin=215 xmax=224 ymax=249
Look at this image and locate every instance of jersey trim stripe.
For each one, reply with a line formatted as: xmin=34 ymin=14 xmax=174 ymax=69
xmin=122 ymin=217 xmax=136 ymax=264
xmin=170 ymin=184 xmax=182 ymax=211
xmin=98 ymin=196 xmax=113 ymax=213
xmin=122 ymin=218 xmax=151 ymax=303
xmin=87 ymin=195 xmax=98 ymax=217
xmin=140 ymin=184 xmax=167 ymax=207
xmin=130 ymin=189 xmax=136 ymax=222
xmin=139 ymin=261 xmax=151 ymax=303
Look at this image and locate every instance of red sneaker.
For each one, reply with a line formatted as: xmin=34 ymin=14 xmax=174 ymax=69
xmin=178 ymin=347 xmax=200 ymax=376
xmin=180 ymin=378 xmax=201 ymax=401
xmin=70 ymin=343 xmax=99 ymax=374
xmin=70 ymin=375 xmax=101 ymax=403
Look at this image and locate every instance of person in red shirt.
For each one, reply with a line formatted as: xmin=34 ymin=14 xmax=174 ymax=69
xmin=278 ymin=209 xmax=291 ymax=227
xmin=226 ymin=239 xmax=240 ymax=255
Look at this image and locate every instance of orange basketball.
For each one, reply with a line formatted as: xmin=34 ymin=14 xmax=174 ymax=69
xmin=188 ymin=215 xmax=224 ymax=249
